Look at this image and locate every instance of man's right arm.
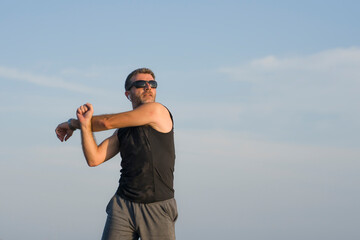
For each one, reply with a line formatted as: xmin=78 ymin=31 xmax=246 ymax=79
xmin=81 ymin=128 xmax=120 ymax=167
xmin=77 ymin=103 xmax=120 ymax=167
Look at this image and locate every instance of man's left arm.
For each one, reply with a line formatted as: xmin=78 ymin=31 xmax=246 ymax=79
xmin=101 ymin=102 xmax=172 ymax=133
xmin=55 ymin=102 xmax=172 ymax=142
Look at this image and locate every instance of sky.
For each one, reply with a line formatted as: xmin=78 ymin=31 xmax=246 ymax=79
xmin=1 ymin=1 xmax=360 ymax=239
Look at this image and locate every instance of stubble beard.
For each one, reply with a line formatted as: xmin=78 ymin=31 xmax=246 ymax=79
xmin=132 ymin=91 xmax=156 ymax=108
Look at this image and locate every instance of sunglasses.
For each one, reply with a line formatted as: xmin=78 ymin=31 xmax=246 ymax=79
xmin=127 ymin=80 xmax=158 ymax=91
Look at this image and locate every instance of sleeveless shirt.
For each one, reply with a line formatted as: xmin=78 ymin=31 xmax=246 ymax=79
xmin=116 ymin=111 xmax=175 ymax=203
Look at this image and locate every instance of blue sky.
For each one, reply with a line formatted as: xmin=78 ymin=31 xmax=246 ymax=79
xmin=1 ymin=1 xmax=360 ymax=240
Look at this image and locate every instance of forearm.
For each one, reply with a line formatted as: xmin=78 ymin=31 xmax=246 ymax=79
xmin=69 ymin=114 xmax=114 ymax=132
xmin=69 ymin=102 xmax=164 ymax=132
xmin=80 ymin=124 xmax=103 ymax=167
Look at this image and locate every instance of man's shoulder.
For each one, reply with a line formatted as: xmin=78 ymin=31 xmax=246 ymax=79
xmin=144 ymin=102 xmax=173 ymax=132
xmin=141 ymin=102 xmax=171 ymax=117
xmin=142 ymin=102 xmax=168 ymax=110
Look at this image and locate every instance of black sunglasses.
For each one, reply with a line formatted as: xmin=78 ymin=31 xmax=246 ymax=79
xmin=127 ymin=80 xmax=158 ymax=91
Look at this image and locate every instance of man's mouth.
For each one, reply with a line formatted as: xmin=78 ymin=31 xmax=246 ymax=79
xmin=143 ymin=92 xmax=152 ymax=97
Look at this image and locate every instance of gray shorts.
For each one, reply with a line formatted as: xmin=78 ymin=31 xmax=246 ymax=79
xmin=101 ymin=195 xmax=178 ymax=240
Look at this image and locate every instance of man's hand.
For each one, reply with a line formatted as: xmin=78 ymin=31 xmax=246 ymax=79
xmin=55 ymin=122 xmax=74 ymax=142
xmin=55 ymin=103 xmax=94 ymax=142
xmin=77 ymin=103 xmax=94 ymax=129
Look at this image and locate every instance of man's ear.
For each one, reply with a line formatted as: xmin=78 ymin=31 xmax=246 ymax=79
xmin=125 ymin=92 xmax=131 ymax=101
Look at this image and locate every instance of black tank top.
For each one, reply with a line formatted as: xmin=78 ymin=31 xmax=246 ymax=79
xmin=116 ymin=111 xmax=175 ymax=203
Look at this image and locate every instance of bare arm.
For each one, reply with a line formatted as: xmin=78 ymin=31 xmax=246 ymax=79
xmin=77 ymin=103 xmax=120 ymax=167
xmin=55 ymin=102 xmax=172 ymax=142
xmin=99 ymin=102 xmax=172 ymax=133
xmin=55 ymin=114 xmax=116 ymax=142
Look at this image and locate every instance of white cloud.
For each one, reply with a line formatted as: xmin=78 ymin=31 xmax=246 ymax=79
xmin=220 ymin=47 xmax=360 ymax=83
xmin=215 ymin=47 xmax=360 ymax=145
xmin=0 ymin=65 xmax=105 ymax=95
xmin=60 ymin=68 xmax=101 ymax=79
xmin=219 ymin=47 xmax=360 ymax=109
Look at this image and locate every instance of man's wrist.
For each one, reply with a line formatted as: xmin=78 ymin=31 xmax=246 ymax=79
xmin=68 ymin=118 xmax=77 ymax=131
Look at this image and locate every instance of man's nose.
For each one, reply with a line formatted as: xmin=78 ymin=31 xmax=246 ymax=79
xmin=144 ymin=82 xmax=152 ymax=89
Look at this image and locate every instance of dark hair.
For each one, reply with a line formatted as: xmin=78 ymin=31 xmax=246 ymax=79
xmin=125 ymin=68 xmax=155 ymax=90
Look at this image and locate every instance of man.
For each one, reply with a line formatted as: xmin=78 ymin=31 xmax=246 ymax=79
xmin=55 ymin=68 xmax=178 ymax=240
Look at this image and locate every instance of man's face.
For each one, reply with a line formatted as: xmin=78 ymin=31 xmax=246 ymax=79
xmin=127 ymin=73 xmax=157 ymax=107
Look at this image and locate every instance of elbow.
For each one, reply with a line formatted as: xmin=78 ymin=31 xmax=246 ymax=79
xmin=88 ymin=162 xmax=99 ymax=167
xmin=87 ymin=162 xmax=98 ymax=167
xmin=101 ymin=118 xmax=113 ymax=130
xmin=86 ymin=158 xmax=101 ymax=167
xmin=92 ymin=118 xmax=111 ymax=132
